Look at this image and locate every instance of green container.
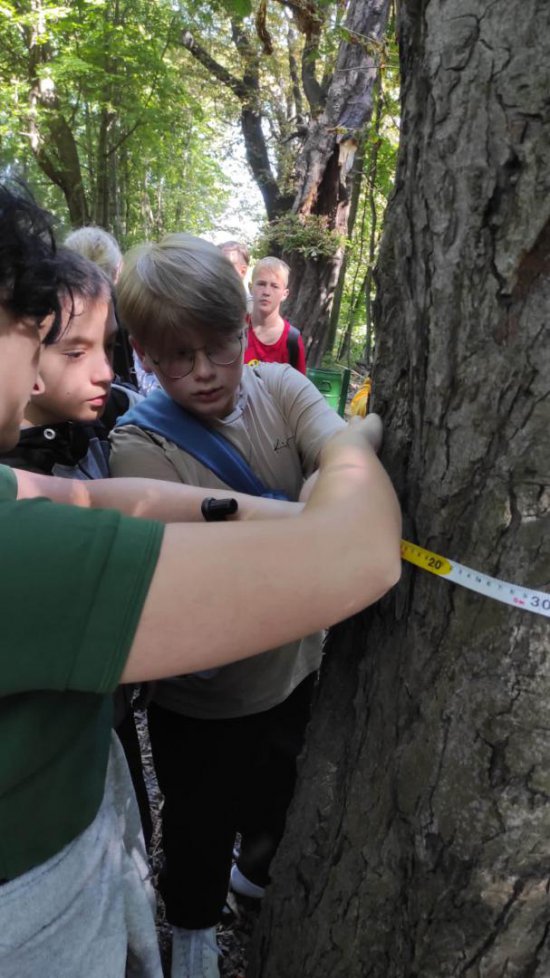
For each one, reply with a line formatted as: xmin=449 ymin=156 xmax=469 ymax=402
xmin=306 ymin=367 xmax=351 ymax=417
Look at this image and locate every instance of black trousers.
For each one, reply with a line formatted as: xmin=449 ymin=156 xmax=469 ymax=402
xmin=147 ymin=673 xmax=315 ymax=928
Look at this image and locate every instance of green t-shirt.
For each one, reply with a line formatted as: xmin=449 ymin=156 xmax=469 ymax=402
xmin=0 ymin=464 xmax=164 ymax=879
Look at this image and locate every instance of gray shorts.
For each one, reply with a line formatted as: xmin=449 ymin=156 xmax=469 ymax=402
xmin=0 ymin=734 xmax=163 ymax=978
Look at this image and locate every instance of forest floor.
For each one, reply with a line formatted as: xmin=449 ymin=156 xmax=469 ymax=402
xmin=137 ymin=709 xmax=260 ymax=978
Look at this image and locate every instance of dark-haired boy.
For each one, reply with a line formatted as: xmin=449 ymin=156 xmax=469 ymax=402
xmin=1 ymin=248 xmax=115 ymax=477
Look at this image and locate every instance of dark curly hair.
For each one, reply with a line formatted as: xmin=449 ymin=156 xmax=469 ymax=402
xmin=0 ymin=181 xmax=62 ymax=344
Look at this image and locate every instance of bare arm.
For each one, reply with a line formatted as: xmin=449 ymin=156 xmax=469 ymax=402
xmin=12 ymin=469 xmax=302 ymax=522
xmin=121 ymin=419 xmax=402 ymax=682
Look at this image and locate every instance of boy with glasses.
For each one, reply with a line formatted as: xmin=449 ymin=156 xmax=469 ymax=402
xmin=110 ymin=233 xmax=354 ymax=977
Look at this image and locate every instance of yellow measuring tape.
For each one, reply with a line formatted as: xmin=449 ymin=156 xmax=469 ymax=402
xmin=401 ymin=540 xmax=550 ymax=619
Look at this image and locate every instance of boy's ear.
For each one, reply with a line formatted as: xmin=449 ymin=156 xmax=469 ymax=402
xmin=282 ymin=286 xmax=290 ymax=302
xmin=130 ymin=337 xmax=154 ymax=374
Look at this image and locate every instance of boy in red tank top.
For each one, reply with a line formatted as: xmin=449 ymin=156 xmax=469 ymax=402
xmin=245 ymin=257 xmax=306 ymax=373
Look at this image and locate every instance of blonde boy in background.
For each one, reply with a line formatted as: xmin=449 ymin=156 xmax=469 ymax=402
xmin=244 ymin=256 xmax=306 ymax=373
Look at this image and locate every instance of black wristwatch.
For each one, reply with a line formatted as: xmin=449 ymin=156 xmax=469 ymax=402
xmin=201 ymin=497 xmax=239 ymax=522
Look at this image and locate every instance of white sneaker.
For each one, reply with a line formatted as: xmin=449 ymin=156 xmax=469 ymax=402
xmin=230 ymin=863 xmax=266 ymax=900
xmin=171 ymin=926 xmax=220 ymax=978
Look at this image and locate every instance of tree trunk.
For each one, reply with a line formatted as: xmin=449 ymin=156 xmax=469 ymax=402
xmin=283 ymin=249 xmax=343 ymax=365
xmin=250 ymin=0 xmax=550 ymax=975
xmin=33 ymin=112 xmax=89 ymax=226
xmin=321 ymin=134 xmax=367 ymax=359
xmin=26 ymin=3 xmax=89 ymax=227
xmin=283 ymin=0 xmax=391 ymax=363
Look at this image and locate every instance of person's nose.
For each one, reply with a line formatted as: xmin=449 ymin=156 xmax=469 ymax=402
xmin=93 ymin=352 xmax=115 ymax=386
xmin=192 ymin=349 xmax=216 ymax=379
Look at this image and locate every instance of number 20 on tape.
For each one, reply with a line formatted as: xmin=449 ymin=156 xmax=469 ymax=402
xmin=400 ymin=540 xmax=550 ymax=619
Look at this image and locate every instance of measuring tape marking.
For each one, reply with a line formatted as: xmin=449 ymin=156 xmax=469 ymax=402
xmin=400 ymin=540 xmax=550 ymax=619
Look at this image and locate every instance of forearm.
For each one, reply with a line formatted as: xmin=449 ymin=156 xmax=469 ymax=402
xmin=13 ymin=468 xmax=302 ymax=522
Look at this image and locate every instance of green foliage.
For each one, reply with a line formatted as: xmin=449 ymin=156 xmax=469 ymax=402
xmin=0 ymin=0 xmax=231 ymax=241
xmin=256 ymin=212 xmax=345 ymax=260
xmin=218 ymin=0 xmax=252 ymax=18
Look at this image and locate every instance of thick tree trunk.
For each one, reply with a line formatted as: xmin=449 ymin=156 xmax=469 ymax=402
xmin=250 ymin=0 xmax=550 ymax=975
xmin=283 ymin=250 xmax=343 ymax=365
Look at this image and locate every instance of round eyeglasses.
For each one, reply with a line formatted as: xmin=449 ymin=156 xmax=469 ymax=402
xmin=150 ymin=332 xmax=244 ymax=380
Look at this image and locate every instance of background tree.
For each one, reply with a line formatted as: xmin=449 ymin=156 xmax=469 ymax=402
xmin=0 ymin=0 xmax=231 ymax=239
xmin=177 ymin=0 xmax=393 ymax=362
xmin=250 ymin=0 xmax=550 ymax=974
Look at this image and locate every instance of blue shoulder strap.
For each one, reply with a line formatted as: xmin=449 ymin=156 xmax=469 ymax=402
xmin=116 ymin=389 xmax=286 ymax=499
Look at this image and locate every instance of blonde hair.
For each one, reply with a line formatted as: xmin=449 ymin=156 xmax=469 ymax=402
xmin=117 ymin=233 xmax=247 ymax=354
xmin=64 ymin=226 xmax=122 ymax=283
xmin=251 ymin=256 xmax=290 ymax=286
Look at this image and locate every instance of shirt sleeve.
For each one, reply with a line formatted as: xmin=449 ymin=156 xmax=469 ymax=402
xmin=260 ymin=364 xmax=346 ymax=476
xmin=0 ymin=497 xmax=164 ymax=696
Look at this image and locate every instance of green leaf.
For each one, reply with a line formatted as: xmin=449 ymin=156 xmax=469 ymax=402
xmin=218 ymin=0 xmax=252 ymax=19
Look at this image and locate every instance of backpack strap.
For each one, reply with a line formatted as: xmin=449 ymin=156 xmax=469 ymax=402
xmin=286 ymin=324 xmax=300 ymax=369
xmin=116 ymin=389 xmax=287 ymax=499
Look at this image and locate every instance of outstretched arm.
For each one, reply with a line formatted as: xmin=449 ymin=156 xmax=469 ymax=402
xmin=122 ymin=417 xmax=402 ymax=682
xmin=12 ymin=469 xmax=302 ymax=523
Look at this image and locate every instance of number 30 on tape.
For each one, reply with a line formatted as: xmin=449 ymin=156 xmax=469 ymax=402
xmin=400 ymin=540 xmax=550 ymax=619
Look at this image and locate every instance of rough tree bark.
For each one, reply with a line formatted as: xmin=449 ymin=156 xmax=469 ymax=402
xmin=250 ymin=0 xmax=550 ymax=975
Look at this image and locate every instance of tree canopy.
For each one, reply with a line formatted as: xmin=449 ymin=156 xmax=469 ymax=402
xmin=0 ymin=0 xmax=231 ymax=238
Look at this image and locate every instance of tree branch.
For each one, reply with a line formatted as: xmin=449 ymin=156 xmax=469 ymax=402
xmin=272 ymin=0 xmax=326 ymax=113
xmin=178 ymin=23 xmax=289 ymax=220
xmin=287 ymin=25 xmax=305 ymax=124
xmin=301 ymin=29 xmax=324 ymax=113
xmin=178 ymin=29 xmax=249 ymax=101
